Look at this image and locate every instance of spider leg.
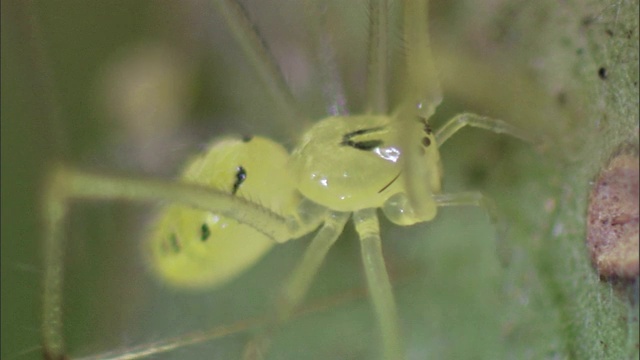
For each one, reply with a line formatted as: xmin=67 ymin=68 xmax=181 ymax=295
xmin=41 ymin=164 xmax=313 ymax=359
xmin=303 ymin=1 xmax=350 ymax=117
xmin=433 ymin=191 xmax=511 ymax=265
xmin=397 ymin=0 xmax=442 ymax=221
xmin=243 ymin=211 xmax=349 ymax=360
xmin=354 ymin=208 xmax=404 ymax=360
xmin=400 ymin=0 xmax=442 ymax=118
xmin=275 ymin=212 xmax=350 ymax=321
xmin=435 ymin=112 xmax=534 ymax=147
xmin=366 ymin=0 xmax=390 ymax=115
xmin=212 ymin=0 xmax=308 ymax=135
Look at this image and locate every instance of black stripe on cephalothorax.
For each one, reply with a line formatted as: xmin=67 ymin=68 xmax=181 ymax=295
xmin=340 ymin=126 xmax=386 ymax=151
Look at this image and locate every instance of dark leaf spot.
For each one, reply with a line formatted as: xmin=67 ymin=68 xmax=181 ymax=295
xmin=598 ymin=67 xmax=608 ymax=80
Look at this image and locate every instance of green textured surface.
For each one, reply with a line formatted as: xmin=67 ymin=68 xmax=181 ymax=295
xmin=2 ymin=1 xmax=638 ymax=359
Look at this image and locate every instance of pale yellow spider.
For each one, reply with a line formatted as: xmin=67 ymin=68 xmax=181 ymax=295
xmin=42 ymin=0 xmax=531 ymax=359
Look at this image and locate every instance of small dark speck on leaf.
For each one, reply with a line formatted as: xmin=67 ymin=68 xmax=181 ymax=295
xmin=557 ymin=92 xmax=568 ymax=106
xmin=581 ymin=15 xmax=595 ymax=27
xmin=598 ymin=67 xmax=608 ymax=80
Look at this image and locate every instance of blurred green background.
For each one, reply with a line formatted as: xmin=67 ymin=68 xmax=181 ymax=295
xmin=2 ymin=0 xmax=638 ymax=359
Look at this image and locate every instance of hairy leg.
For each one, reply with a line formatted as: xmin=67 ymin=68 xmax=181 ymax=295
xmin=243 ymin=211 xmax=350 ymax=360
xmin=41 ymin=165 xmax=315 ymax=358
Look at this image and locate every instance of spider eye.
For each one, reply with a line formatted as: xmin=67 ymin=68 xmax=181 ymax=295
xmin=200 ymin=223 xmax=211 ymax=242
xmin=422 ymin=137 xmax=431 ymax=147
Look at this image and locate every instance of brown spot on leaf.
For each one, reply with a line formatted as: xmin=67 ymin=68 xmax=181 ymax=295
xmin=587 ymin=147 xmax=639 ymax=280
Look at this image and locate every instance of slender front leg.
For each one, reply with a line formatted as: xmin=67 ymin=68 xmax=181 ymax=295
xmin=354 ymin=209 xmax=404 ymax=360
xmin=433 ymin=191 xmax=510 ymax=265
xmin=41 ymin=165 xmax=309 ymax=359
xmin=47 ymin=165 xmax=300 ymax=240
xmin=365 ymin=0 xmax=390 ymax=114
xmin=435 ymin=113 xmax=534 ymax=147
xmin=212 ymin=0 xmax=307 ymax=135
xmin=397 ymin=0 xmax=443 ymax=220
xmin=302 ymin=0 xmax=349 ymax=116
xmin=243 ymin=211 xmax=349 ymax=360
xmin=276 ymin=212 xmax=350 ymax=322
xmin=400 ymin=0 xmax=441 ymax=118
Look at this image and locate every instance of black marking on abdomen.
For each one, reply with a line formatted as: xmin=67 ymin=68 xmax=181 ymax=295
xmin=232 ymin=166 xmax=247 ymax=195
